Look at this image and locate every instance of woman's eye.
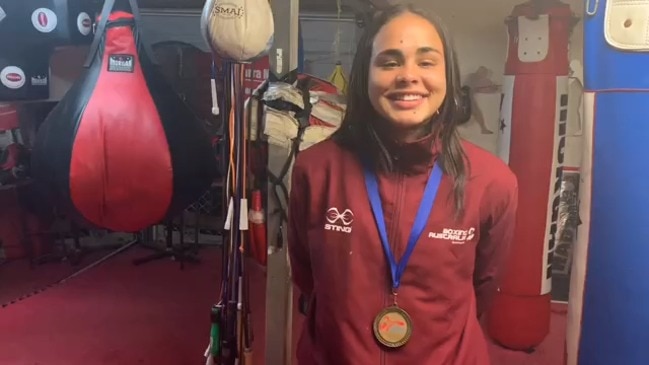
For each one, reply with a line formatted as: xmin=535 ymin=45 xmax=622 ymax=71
xmin=420 ymin=60 xmax=437 ymax=67
xmin=382 ymin=61 xmax=399 ymax=68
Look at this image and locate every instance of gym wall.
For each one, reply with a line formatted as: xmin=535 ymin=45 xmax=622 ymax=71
xmin=299 ymin=14 xmax=359 ymax=80
xmin=39 ymin=2 xmax=583 ymax=301
xmin=44 ymin=10 xmax=360 ymax=102
xmin=45 ymin=4 xmax=582 ymax=165
xmin=42 ymin=3 xmax=583 ymax=182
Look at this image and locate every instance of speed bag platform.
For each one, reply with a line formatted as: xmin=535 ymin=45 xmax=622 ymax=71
xmin=0 ymin=47 xmax=50 ymax=101
xmin=0 ymin=0 xmax=97 ymax=47
xmin=31 ymin=10 xmax=217 ymax=233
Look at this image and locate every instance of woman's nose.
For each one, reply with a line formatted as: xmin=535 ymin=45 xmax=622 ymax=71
xmin=396 ymin=66 xmax=419 ymax=84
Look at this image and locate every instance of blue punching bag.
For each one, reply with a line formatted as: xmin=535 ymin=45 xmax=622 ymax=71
xmin=566 ymin=1 xmax=649 ymax=364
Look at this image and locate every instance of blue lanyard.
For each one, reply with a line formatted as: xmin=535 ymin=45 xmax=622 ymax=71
xmin=363 ymin=163 xmax=443 ymax=291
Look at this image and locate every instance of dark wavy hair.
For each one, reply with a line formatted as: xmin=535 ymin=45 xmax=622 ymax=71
xmin=332 ymin=3 xmax=468 ymax=216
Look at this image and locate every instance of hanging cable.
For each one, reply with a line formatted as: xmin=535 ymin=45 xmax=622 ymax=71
xmin=328 ymin=0 xmax=348 ymax=95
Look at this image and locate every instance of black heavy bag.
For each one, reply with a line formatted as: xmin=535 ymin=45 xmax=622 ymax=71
xmin=0 ymin=47 xmax=50 ymax=101
xmin=31 ymin=0 xmax=217 ymax=232
xmin=0 ymin=0 xmax=97 ymax=47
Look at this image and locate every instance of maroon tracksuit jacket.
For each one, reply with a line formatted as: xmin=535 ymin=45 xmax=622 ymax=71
xmin=288 ymin=134 xmax=518 ymax=365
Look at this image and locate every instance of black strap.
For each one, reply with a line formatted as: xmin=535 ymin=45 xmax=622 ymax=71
xmin=268 ymin=69 xmax=299 ymax=85
xmin=262 ymin=72 xmax=312 ymax=225
xmin=83 ymin=0 xmax=115 ymax=68
xmin=294 ymin=78 xmax=312 ymax=128
xmin=83 ymin=0 xmax=158 ymax=67
xmin=128 ymin=0 xmax=159 ymax=65
xmin=267 ymin=112 xmax=308 ymax=224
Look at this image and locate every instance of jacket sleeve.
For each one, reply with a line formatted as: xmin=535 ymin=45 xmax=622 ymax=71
xmin=288 ymin=161 xmax=314 ymax=295
xmin=474 ymin=172 xmax=518 ymax=318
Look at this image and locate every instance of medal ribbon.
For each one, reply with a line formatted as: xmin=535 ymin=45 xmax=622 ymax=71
xmin=364 ymin=163 xmax=443 ymax=293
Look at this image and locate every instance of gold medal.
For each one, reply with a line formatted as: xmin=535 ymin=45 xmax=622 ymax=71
xmin=365 ymin=162 xmax=442 ymax=349
xmin=373 ymin=306 xmax=413 ymax=348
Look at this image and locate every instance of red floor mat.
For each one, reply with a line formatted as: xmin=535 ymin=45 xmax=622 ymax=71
xmin=0 ymin=245 xmax=565 ymax=365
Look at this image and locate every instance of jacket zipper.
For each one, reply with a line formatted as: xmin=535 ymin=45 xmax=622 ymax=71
xmin=382 ymin=171 xmax=405 ymax=365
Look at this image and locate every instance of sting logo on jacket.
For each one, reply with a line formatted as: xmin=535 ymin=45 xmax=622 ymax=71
xmin=324 ymin=207 xmax=354 ymax=233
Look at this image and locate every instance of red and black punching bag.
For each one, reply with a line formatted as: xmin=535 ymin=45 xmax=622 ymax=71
xmin=487 ymin=0 xmax=577 ymax=351
xmin=31 ymin=0 xmax=216 ymax=232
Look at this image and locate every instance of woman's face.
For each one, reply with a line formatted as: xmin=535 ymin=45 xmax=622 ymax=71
xmin=368 ymin=12 xmax=447 ymax=132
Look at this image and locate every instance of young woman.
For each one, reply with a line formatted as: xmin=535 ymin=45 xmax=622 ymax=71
xmin=288 ymin=4 xmax=518 ymax=365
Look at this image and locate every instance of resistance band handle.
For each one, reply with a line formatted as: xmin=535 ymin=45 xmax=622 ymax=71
xmin=210 ymin=304 xmax=221 ymax=356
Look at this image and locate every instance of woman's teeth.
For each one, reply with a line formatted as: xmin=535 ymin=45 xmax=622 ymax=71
xmin=394 ymin=94 xmax=423 ymax=101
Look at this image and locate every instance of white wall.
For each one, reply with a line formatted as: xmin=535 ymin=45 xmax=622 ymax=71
xmin=437 ymin=1 xmax=585 ymax=171
xmin=453 ymin=29 xmax=507 ymax=154
xmin=299 ymin=16 xmax=359 ymax=80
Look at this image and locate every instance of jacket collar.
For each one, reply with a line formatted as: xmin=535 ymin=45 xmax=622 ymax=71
xmin=383 ymin=132 xmax=441 ymax=175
